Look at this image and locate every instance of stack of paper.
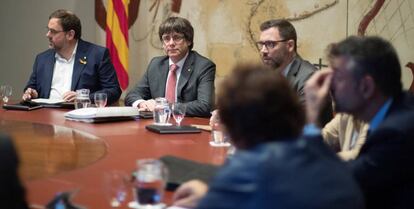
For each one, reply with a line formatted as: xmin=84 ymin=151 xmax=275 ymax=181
xmin=64 ymin=107 xmax=140 ymax=123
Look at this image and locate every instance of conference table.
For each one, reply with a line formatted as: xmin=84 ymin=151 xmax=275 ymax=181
xmin=0 ymin=107 xmax=228 ymax=208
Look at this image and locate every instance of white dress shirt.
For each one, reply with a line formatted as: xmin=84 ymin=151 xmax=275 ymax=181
xmin=49 ymin=42 xmax=78 ymax=99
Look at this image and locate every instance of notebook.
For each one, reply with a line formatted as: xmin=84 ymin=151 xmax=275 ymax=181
xmin=145 ymin=125 xmax=201 ymax=134
xmin=159 ymin=155 xmax=219 ymax=191
xmin=3 ymin=102 xmax=43 ymax=111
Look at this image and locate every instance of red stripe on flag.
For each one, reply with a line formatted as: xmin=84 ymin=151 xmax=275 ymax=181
xmin=111 ymin=0 xmax=129 ymax=44
xmin=106 ymin=28 xmax=129 ymax=89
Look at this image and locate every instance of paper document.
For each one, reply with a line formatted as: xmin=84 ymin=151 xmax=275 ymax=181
xmin=31 ymin=98 xmax=65 ymax=104
xmin=64 ymin=107 xmax=140 ymax=119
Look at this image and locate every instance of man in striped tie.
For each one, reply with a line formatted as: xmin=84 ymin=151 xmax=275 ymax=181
xmin=125 ymin=17 xmax=216 ymax=117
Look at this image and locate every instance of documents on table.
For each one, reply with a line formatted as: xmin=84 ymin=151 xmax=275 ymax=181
xmin=31 ymin=98 xmax=65 ymax=104
xmin=64 ymin=107 xmax=140 ymax=123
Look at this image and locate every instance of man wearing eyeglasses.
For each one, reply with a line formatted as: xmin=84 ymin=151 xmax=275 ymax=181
xmin=257 ymin=19 xmax=316 ymax=103
xmin=23 ymin=9 xmax=121 ymax=104
xmin=125 ymin=17 xmax=216 ymax=117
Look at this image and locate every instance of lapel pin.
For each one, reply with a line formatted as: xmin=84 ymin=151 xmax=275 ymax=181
xmin=188 ymin=68 xmax=191 ymax=72
xmin=79 ymin=56 xmax=87 ymax=65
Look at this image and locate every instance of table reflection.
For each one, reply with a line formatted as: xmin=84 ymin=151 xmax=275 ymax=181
xmin=0 ymin=120 xmax=107 ymax=180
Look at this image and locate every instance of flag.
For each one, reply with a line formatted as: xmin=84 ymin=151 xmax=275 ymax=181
xmin=106 ymin=0 xmax=129 ymax=90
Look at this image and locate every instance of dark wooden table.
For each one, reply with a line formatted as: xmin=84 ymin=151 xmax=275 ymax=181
xmin=0 ymin=107 xmax=228 ymax=209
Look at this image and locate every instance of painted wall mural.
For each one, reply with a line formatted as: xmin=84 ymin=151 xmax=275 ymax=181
xmin=96 ymin=0 xmax=414 ymax=90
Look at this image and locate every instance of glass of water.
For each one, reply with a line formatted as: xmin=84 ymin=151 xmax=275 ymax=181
xmin=153 ymin=97 xmax=171 ymax=126
xmin=132 ymin=159 xmax=168 ymax=209
xmin=1 ymin=85 xmax=12 ymax=104
xmin=103 ymin=170 xmax=129 ymax=208
xmin=75 ymin=89 xmax=91 ymax=109
xmin=172 ymin=103 xmax=186 ymax=126
xmin=94 ymin=92 xmax=108 ymax=108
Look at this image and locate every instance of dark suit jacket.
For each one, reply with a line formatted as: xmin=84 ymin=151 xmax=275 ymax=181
xmin=286 ymin=56 xmax=316 ymax=104
xmin=288 ymin=55 xmax=333 ymax=125
xmin=0 ymin=134 xmax=29 ymax=209
xmin=25 ymin=39 xmax=122 ymax=105
xmin=348 ymin=92 xmax=414 ymax=209
xmin=197 ymin=139 xmax=365 ymax=209
xmin=125 ymin=51 xmax=216 ymax=117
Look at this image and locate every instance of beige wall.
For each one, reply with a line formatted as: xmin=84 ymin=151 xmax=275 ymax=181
xmin=1 ymin=0 xmax=413 ymax=100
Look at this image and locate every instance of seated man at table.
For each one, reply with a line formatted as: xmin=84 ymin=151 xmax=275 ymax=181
xmin=0 ymin=133 xmax=29 ymax=209
xmin=304 ymin=36 xmax=414 ymax=209
xmin=23 ymin=9 xmax=121 ymax=105
xmin=172 ymin=63 xmax=364 ymax=209
xmin=124 ymin=17 xmax=216 ymax=117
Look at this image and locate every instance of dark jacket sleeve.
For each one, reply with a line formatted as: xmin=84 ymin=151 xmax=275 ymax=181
xmin=183 ymin=60 xmax=215 ymax=117
xmin=124 ymin=59 xmax=155 ymax=106
xmin=90 ymin=48 xmax=122 ymax=105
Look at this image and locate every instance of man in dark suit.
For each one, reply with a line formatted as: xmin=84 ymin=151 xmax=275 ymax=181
xmin=305 ymin=36 xmax=414 ymax=209
xmin=23 ymin=9 xmax=121 ymax=105
xmin=0 ymin=134 xmax=29 ymax=209
xmin=210 ymin=19 xmax=331 ymax=126
xmin=257 ymin=19 xmax=316 ymax=103
xmin=173 ymin=64 xmax=364 ymax=209
xmin=124 ymin=17 xmax=215 ymax=117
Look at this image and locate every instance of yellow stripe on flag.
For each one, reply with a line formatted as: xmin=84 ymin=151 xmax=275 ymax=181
xmin=107 ymin=0 xmax=129 ymax=72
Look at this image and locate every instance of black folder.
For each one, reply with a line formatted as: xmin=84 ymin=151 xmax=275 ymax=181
xmin=146 ymin=124 xmax=201 ymax=134
xmin=159 ymin=155 xmax=219 ymax=191
xmin=3 ymin=102 xmax=43 ymax=111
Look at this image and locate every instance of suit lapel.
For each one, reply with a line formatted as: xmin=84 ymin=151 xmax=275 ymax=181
xmin=286 ymin=56 xmax=301 ymax=81
xmin=177 ymin=51 xmax=195 ymax=99
xmin=71 ymin=40 xmax=88 ymax=90
xmin=43 ymin=51 xmax=56 ymax=98
xmin=159 ymin=58 xmax=170 ymax=96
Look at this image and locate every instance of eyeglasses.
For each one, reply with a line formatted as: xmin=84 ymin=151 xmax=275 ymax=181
xmin=256 ymin=40 xmax=288 ymax=50
xmin=162 ymin=34 xmax=185 ymax=44
xmin=46 ymin=27 xmax=65 ymax=35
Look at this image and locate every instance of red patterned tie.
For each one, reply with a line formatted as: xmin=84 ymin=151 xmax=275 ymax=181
xmin=166 ymin=64 xmax=178 ymax=103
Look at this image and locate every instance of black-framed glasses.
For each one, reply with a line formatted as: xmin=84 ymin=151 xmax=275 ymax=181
xmin=162 ymin=34 xmax=185 ymax=44
xmin=256 ymin=40 xmax=288 ymax=50
xmin=46 ymin=27 xmax=65 ymax=35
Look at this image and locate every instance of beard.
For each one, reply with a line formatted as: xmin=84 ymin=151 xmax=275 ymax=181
xmin=262 ymin=56 xmax=283 ymax=70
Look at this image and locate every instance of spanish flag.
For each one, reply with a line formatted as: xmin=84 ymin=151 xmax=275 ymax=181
xmin=106 ymin=0 xmax=129 ymax=90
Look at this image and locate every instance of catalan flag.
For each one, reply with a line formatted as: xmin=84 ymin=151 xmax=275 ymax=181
xmin=106 ymin=0 xmax=129 ymax=90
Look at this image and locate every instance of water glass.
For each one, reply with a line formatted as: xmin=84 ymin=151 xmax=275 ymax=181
xmin=210 ymin=122 xmax=231 ymax=147
xmin=103 ymin=171 xmax=129 ymax=208
xmin=172 ymin=103 xmax=186 ymax=126
xmin=132 ymin=159 xmax=168 ymax=208
xmin=153 ymin=97 xmax=171 ymax=126
xmin=75 ymin=89 xmax=91 ymax=109
xmin=94 ymin=92 xmax=108 ymax=108
xmin=1 ymin=85 xmax=12 ymax=104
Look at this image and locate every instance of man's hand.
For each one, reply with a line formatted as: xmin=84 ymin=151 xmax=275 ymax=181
xmin=138 ymin=99 xmax=156 ymax=111
xmin=173 ymin=180 xmax=208 ymax=208
xmin=209 ymin=110 xmax=219 ymax=127
xmin=62 ymin=91 xmax=77 ymax=102
xmin=304 ymin=69 xmax=333 ymax=124
xmin=22 ymin=88 xmax=38 ymax=101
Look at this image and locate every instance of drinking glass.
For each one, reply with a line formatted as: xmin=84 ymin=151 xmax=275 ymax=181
xmin=153 ymin=97 xmax=171 ymax=126
xmin=94 ymin=92 xmax=108 ymax=108
xmin=132 ymin=159 xmax=168 ymax=209
xmin=172 ymin=103 xmax=186 ymax=126
xmin=210 ymin=115 xmax=231 ymax=147
xmin=103 ymin=171 xmax=129 ymax=208
xmin=1 ymin=85 xmax=12 ymax=104
xmin=75 ymin=89 xmax=91 ymax=109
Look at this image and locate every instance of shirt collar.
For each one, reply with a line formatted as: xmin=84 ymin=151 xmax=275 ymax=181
xmin=55 ymin=41 xmax=78 ymax=62
xmin=369 ymin=98 xmax=393 ymax=131
xmin=169 ymin=52 xmax=189 ymax=69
